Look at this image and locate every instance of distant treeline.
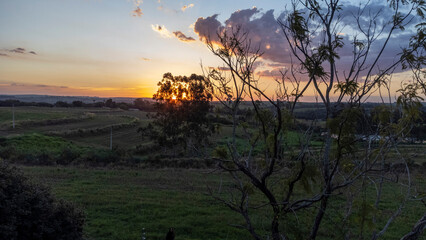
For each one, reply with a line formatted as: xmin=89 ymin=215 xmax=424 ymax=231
xmin=0 ymin=98 xmax=156 ymax=111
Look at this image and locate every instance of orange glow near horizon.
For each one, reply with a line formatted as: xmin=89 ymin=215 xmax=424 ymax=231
xmin=0 ymin=67 xmax=417 ymax=101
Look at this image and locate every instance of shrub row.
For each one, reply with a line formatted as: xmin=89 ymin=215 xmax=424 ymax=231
xmin=0 ymin=145 xmax=139 ymax=167
xmin=48 ymin=116 xmax=139 ymax=137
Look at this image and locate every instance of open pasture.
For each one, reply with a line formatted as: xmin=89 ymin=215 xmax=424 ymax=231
xmin=0 ymin=106 xmax=149 ymax=150
xmin=0 ymin=106 xmax=425 ymax=240
xmin=18 ymin=165 xmax=426 ymax=240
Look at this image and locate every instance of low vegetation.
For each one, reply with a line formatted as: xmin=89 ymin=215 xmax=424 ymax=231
xmin=0 ymin=162 xmax=84 ymax=240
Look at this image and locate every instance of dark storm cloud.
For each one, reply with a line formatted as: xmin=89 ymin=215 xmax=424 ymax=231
xmin=173 ymin=31 xmax=195 ymax=42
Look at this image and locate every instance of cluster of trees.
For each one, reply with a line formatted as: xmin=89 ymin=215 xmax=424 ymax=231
xmin=55 ymin=99 xmax=154 ymax=110
xmin=0 ymin=100 xmax=53 ymax=108
xmin=140 ymin=73 xmax=215 ymax=156
xmin=0 ymin=98 xmax=156 ymax=111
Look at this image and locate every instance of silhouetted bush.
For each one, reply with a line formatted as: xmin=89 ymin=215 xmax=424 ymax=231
xmin=118 ymin=103 xmax=130 ymax=110
xmin=54 ymin=101 xmax=69 ymax=108
xmin=0 ymin=162 xmax=84 ymax=240
xmin=57 ymin=148 xmax=81 ymax=165
xmin=72 ymin=101 xmax=83 ymax=107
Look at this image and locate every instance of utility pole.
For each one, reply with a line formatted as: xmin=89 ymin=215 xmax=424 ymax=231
xmin=110 ymin=126 xmax=112 ymax=150
xmin=12 ymin=104 xmax=15 ymax=129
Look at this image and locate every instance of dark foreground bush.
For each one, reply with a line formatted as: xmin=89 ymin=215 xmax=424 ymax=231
xmin=0 ymin=162 xmax=84 ymax=240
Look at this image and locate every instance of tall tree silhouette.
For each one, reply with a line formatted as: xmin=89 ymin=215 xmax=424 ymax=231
xmin=140 ymin=73 xmax=215 ymax=156
xmin=203 ymin=0 xmax=425 ymax=239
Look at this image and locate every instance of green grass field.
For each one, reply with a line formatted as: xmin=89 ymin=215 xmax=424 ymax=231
xmin=0 ymin=107 xmax=147 ymax=150
xmin=20 ymin=166 xmax=250 ymax=240
xmin=0 ymin=107 xmax=72 ymax=123
xmin=18 ymin=165 xmax=425 ymax=240
xmin=1 ymin=106 xmax=425 ymax=240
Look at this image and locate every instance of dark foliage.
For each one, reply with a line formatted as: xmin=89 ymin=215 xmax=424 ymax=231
xmin=165 ymin=227 xmax=175 ymax=240
xmin=105 ymin=99 xmax=116 ymax=108
xmin=54 ymin=101 xmax=69 ymax=108
xmin=0 ymin=100 xmax=53 ymax=108
xmin=0 ymin=162 xmax=84 ymax=240
xmin=134 ymin=98 xmax=155 ymax=112
xmin=71 ymin=101 xmax=83 ymax=107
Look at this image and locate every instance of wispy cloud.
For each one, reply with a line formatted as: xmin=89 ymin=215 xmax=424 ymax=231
xmin=152 ymin=23 xmax=196 ymax=43
xmin=173 ymin=31 xmax=195 ymax=42
xmin=140 ymin=57 xmax=151 ymax=61
xmin=10 ymin=47 xmax=26 ymax=54
xmin=257 ymin=68 xmax=285 ymax=77
xmin=151 ymin=24 xmax=173 ymax=38
xmin=132 ymin=7 xmax=143 ymax=17
xmin=132 ymin=0 xmax=143 ymax=17
xmin=208 ymin=66 xmax=231 ymax=71
xmin=5 ymin=81 xmax=65 ymax=89
xmin=181 ymin=3 xmax=194 ymax=12
xmin=2 ymin=47 xmax=37 ymax=55
xmin=0 ymin=53 xmax=9 ymax=57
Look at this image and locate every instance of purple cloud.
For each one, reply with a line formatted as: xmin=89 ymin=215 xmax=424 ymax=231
xmin=2 ymin=47 xmax=37 ymax=55
xmin=193 ymin=4 xmax=419 ymax=79
xmin=9 ymin=48 xmax=26 ymax=54
xmin=194 ymin=14 xmax=223 ymax=43
xmin=194 ymin=8 xmax=292 ymax=64
xmin=173 ymin=31 xmax=195 ymax=42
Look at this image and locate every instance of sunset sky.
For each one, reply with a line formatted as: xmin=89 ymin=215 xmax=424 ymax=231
xmin=0 ymin=0 xmax=420 ymax=100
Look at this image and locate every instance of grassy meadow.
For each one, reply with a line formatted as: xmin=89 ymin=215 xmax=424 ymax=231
xmin=19 ymin=166 xmax=426 ymax=240
xmin=0 ymin=105 xmax=425 ymax=239
xmin=20 ymin=166 xmax=250 ymax=240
